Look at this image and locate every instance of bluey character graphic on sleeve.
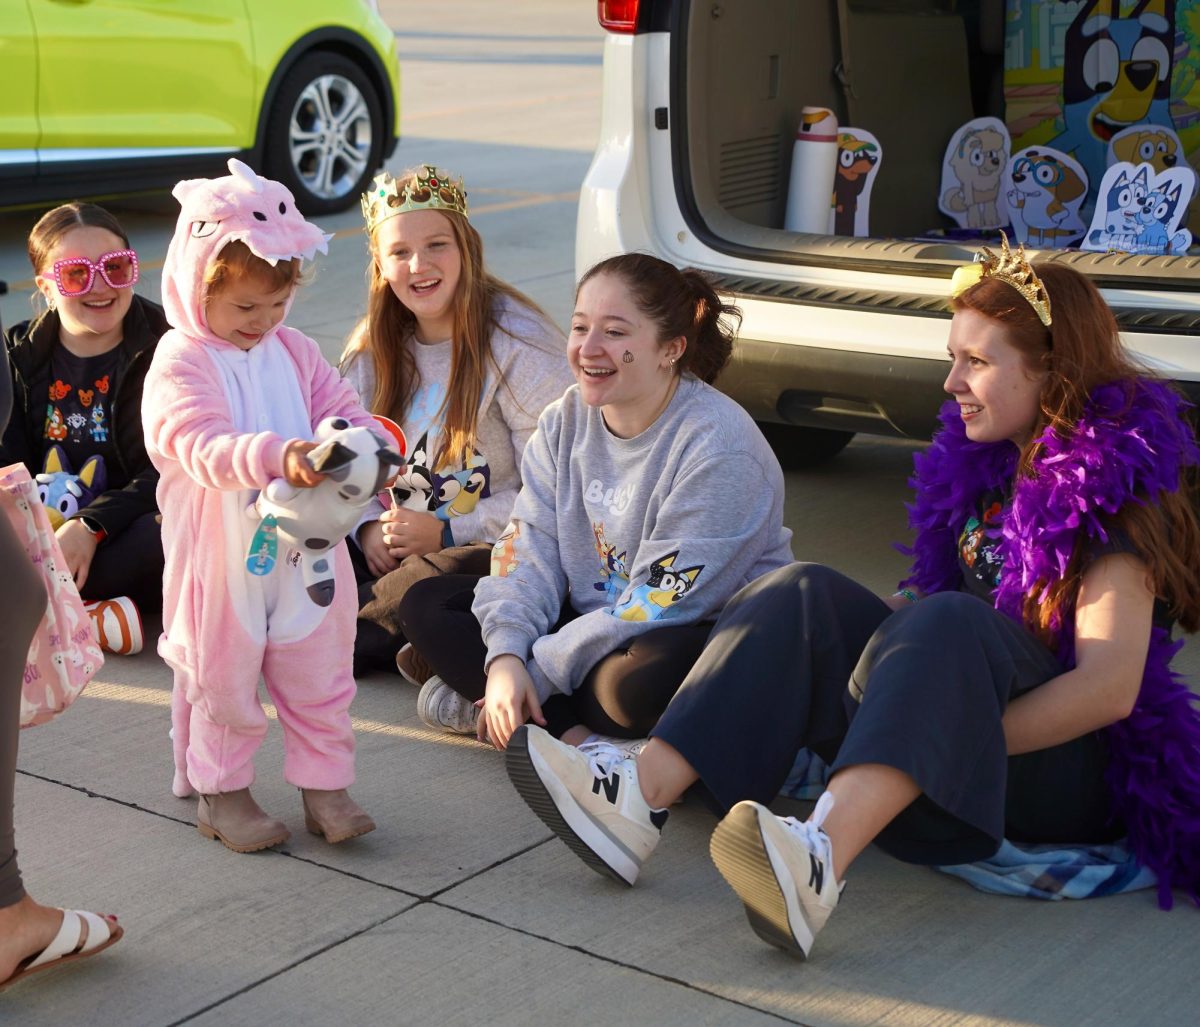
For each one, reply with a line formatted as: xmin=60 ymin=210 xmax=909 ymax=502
xmin=592 ymin=521 xmax=629 ymax=602
xmin=614 ymin=551 xmax=704 ymax=622
xmin=492 ymin=524 xmax=520 ymax=577
xmin=432 ymin=449 xmax=490 ymax=520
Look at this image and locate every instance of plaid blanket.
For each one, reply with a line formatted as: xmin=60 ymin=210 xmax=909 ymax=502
xmin=935 ymin=840 xmax=1157 ymax=899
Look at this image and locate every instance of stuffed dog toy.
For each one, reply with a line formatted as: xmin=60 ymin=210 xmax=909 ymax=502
xmin=248 ymin=416 xmax=404 ymax=606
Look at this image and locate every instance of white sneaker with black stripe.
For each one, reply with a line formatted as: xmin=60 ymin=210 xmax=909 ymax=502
xmin=505 ymin=724 xmax=668 ymax=885
xmin=709 ymin=791 xmax=842 ymax=959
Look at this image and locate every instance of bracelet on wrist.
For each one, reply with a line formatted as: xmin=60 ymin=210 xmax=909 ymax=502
xmin=894 ymin=588 xmax=919 ymax=604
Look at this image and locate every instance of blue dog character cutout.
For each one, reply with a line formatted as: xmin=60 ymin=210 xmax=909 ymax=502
xmin=35 ymin=445 xmax=107 ymax=530
xmin=1083 ymin=160 xmax=1195 ymax=254
xmin=1049 ymin=0 xmax=1178 ymax=213
xmin=1003 ymin=146 xmax=1089 ymax=249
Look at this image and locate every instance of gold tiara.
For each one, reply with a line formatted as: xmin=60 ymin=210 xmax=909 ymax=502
xmin=361 ymin=165 xmax=468 ymax=235
xmin=950 ymin=232 xmax=1052 ymax=327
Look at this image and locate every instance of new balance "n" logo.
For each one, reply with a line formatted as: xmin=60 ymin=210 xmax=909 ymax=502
xmin=809 ymin=854 xmax=824 ymax=894
xmin=591 ymin=772 xmax=621 ymax=804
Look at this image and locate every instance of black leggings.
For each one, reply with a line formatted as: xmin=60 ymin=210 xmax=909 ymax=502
xmin=399 ymin=573 xmax=713 ymax=738
xmin=1 ymin=512 xmax=49 ymax=908
xmin=80 ymin=511 xmax=164 ymax=613
xmin=653 ymin=563 xmax=1120 ymax=866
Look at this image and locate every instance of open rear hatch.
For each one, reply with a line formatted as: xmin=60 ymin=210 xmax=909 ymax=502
xmin=672 ymin=0 xmax=1200 ymax=315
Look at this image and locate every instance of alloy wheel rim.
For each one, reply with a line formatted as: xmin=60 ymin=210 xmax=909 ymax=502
xmin=288 ymin=73 xmax=373 ymax=200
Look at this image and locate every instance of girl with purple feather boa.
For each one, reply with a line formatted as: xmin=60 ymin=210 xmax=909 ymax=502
xmin=499 ymin=240 xmax=1200 ymax=962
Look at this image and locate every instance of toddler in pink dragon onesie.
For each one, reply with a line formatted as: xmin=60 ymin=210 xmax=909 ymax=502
xmin=143 ymin=159 xmax=378 ymax=853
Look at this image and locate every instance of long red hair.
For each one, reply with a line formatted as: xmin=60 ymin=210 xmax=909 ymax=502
xmin=953 ymin=263 xmax=1200 ymax=638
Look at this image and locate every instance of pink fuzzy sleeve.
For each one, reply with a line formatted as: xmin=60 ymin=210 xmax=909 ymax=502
xmin=279 ymin=327 xmax=376 ymax=430
xmin=143 ymin=331 xmax=290 ymax=490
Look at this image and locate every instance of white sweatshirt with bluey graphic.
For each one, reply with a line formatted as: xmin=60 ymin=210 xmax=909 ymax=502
xmin=473 ymin=374 xmax=794 ymax=702
xmin=342 ymin=295 xmax=572 ymax=545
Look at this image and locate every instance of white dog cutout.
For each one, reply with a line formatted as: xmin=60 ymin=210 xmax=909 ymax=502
xmin=248 ymin=416 xmax=405 ymax=606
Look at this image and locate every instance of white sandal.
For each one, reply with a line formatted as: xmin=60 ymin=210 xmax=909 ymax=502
xmin=0 ymin=909 xmax=124 ymax=991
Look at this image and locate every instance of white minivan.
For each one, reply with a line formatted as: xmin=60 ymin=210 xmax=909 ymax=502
xmin=577 ymin=0 xmax=1200 ymax=465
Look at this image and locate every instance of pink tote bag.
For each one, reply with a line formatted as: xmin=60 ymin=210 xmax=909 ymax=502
xmin=1 ymin=462 xmax=104 ymax=727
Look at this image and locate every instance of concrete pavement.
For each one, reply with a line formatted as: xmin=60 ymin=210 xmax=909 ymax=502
xmin=4 ymin=2 xmax=1199 ymax=1024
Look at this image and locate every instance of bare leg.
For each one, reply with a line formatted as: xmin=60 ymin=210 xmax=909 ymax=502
xmin=636 ymin=738 xmax=699 ymax=809
xmin=820 ymin=763 xmax=920 ymax=879
xmin=560 ymin=725 xmax=590 ymax=747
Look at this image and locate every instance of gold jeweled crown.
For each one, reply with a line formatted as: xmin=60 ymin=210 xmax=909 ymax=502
xmin=950 ymin=232 xmax=1052 ymax=327
xmin=361 ymin=165 xmax=469 ymax=235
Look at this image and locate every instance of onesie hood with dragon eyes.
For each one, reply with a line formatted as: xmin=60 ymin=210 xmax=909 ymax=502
xmin=161 ymin=158 xmax=332 ymax=344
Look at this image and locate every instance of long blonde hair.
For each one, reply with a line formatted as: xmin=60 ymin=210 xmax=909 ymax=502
xmin=342 ymin=194 xmax=548 ymax=471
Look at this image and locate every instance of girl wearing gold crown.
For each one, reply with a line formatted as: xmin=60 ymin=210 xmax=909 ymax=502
xmin=491 ymin=241 xmax=1200 ymax=955
xmin=341 ymin=165 xmax=572 ymax=691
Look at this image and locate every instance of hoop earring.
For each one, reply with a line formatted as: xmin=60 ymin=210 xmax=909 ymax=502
xmin=46 ymin=294 xmax=56 ymax=312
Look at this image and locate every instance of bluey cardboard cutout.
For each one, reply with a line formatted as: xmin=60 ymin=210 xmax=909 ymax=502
xmin=1082 ymin=160 xmax=1194 ymax=254
xmin=828 ymin=128 xmax=882 ymax=236
xmin=939 ymin=117 xmax=1011 ymax=231
xmin=1004 ymin=145 xmax=1089 ymax=248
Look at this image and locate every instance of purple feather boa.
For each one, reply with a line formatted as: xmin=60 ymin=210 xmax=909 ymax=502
xmin=900 ymin=377 xmax=1200 ymax=909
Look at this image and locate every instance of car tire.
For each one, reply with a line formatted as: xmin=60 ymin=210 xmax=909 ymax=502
xmin=757 ymin=422 xmax=855 ymax=469
xmin=264 ymin=51 xmax=384 ymax=216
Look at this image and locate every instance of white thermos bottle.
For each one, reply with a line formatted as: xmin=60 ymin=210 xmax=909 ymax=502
xmin=785 ymin=106 xmax=839 ymax=234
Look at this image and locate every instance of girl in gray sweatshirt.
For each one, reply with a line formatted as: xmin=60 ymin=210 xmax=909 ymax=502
xmin=400 ymin=254 xmax=794 ymax=749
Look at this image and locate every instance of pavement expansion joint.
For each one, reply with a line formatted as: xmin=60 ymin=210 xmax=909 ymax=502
xmin=427 ymin=898 xmax=803 ymax=1025
xmin=16 ymin=769 xmax=195 ymax=829
xmin=165 ymin=908 xmax=411 ymax=1026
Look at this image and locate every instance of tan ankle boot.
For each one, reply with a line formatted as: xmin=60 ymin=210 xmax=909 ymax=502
xmin=197 ymin=789 xmax=290 ymax=853
xmin=301 ymin=789 xmax=376 ymax=844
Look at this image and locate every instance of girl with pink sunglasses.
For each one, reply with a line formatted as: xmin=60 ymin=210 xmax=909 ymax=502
xmin=0 ymin=203 xmax=169 ymax=655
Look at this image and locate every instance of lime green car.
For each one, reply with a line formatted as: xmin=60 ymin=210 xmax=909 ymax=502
xmin=1 ymin=0 xmax=401 ymax=214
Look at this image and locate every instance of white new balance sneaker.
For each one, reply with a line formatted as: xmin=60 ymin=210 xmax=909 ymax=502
xmin=416 ymin=676 xmax=480 ymax=735
xmin=506 ymin=724 xmax=668 ymax=885
xmin=710 ymin=791 xmax=842 ymax=959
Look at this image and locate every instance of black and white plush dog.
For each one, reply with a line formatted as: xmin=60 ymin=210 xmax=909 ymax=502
xmin=250 ymin=416 xmax=405 ymax=606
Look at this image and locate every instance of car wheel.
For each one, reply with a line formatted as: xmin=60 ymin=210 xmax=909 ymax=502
xmin=757 ymin=422 xmax=855 ymax=469
xmin=264 ymin=52 xmax=384 ymax=216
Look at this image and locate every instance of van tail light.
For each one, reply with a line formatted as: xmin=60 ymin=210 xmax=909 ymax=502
xmin=598 ymin=0 xmax=639 ymax=33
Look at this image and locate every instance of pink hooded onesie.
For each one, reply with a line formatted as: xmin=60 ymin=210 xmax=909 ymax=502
xmin=143 ymin=159 xmax=376 ymax=798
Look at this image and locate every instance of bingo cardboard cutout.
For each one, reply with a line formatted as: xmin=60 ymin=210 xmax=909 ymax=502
xmin=1004 ymin=145 xmax=1089 ymax=248
xmin=1083 ymin=160 xmax=1195 ymax=253
xmin=829 ymin=128 xmax=882 ymax=236
xmin=939 ymin=117 xmax=1011 ymax=231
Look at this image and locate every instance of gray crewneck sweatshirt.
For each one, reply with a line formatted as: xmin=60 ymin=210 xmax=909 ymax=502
xmin=473 ymin=374 xmax=794 ymax=702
